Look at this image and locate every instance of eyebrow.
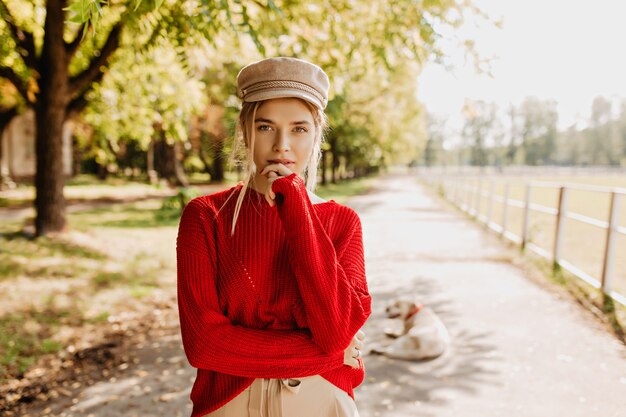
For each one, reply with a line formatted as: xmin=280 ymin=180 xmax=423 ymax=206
xmin=254 ymin=118 xmax=312 ymax=125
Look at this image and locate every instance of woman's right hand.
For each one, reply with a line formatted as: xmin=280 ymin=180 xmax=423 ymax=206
xmin=344 ymin=330 xmax=365 ymax=369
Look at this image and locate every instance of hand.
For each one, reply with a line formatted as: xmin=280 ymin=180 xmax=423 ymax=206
xmin=259 ymin=163 xmax=294 ymax=206
xmin=343 ymin=330 xmax=365 ymax=369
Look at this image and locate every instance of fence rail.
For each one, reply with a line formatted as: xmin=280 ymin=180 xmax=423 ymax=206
xmin=419 ymin=170 xmax=626 ymax=307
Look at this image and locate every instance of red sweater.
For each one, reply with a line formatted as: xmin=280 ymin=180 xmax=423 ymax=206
xmin=176 ymin=172 xmax=372 ymax=417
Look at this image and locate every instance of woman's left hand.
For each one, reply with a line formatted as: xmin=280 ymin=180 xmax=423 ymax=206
xmin=260 ymin=163 xmax=294 ymax=206
xmin=343 ymin=330 xmax=365 ymax=369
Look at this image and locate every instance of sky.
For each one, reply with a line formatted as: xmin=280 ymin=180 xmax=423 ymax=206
xmin=417 ymin=0 xmax=626 ymax=134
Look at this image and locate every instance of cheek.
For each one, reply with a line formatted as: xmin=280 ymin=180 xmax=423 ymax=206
xmin=252 ymin=138 xmax=272 ymax=160
xmin=295 ymin=136 xmax=316 ymax=158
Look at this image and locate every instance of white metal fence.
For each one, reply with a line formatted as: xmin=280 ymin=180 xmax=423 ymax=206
xmin=418 ymin=167 xmax=626 ymax=307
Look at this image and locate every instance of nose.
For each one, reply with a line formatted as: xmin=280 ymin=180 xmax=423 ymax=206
xmin=273 ymin=129 xmax=290 ymax=153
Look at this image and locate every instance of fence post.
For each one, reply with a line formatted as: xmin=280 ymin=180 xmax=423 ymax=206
xmin=487 ymin=179 xmax=494 ymax=228
xmin=502 ymin=182 xmax=510 ymax=238
xmin=601 ymin=192 xmax=621 ymax=296
xmin=465 ymin=178 xmax=472 ymax=213
xmin=521 ymin=184 xmax=532 ymax=250
xmin=553 ymin=186 xmax=569 ymax=269
xmin=475 ymin=175 xmax=483 ymax=221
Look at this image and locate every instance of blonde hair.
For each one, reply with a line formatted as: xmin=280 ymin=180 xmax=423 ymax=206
xmin=223 ymin=98 xmax=328 ymax=236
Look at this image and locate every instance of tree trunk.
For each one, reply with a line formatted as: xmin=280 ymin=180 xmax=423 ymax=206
xmin=320 ymin=150 xmax=327 ymax=186
xmin=331 ymin=149 xmax=339 ymax=184
xmin=172 ymin=141 xmax=188 ymax=187
xmin=0 ymin=107 xmax=18 ymax=188
xmin=211 ymin=136 xmax=225 ymax=182
xmin=35 ymin=0 xmax=69 ymax=236
xmin=71 ymin=134 xmax=81 ymax=176
xmin=147 ymin=139 xmax=158 ymax=184
xmin=154 ymin=132 xmax=188 ymax=187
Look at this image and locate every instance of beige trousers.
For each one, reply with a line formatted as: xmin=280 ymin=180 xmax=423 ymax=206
xmin=204 ymin=375 xmax=360 ymax=417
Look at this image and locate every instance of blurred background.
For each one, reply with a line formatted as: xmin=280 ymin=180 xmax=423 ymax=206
xmin=1 ymin=0 xmax=625 ymax=415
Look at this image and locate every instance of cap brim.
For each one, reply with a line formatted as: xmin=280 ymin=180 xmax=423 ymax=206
xmin=243 ymin=89 xmax=324 ymax=110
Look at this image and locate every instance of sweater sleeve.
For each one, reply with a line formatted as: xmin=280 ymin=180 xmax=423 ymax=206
xmin=271 ymin=173 xmax=372 ymax=354
xmin=176 ymin=196 xmax=344 ymax=378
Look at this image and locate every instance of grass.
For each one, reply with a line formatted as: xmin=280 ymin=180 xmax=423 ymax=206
xmin=69 ymin=203 xmax=182 ymax=229
xmin=0 ymin=222 xmax=165 ymax=382
xmin=0 ymin=301 xmax=83 ymax=381
xmin=315 ymin=175 xmax=377 ymax=204
xmin=0 ymin=231 xmax=107 ymax=282
xmin=0 ymin=197 xmax=31 ymax=208
xmin=518 ymin=247 xmax=626 ymax=344
xmin=90 ymin=260 xmax=160 ymax=292
xmin=0 ymin=174 xmax=171 ymax=209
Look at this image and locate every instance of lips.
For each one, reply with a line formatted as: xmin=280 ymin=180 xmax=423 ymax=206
xmin=268 ymin=159 xmax=295 ymax=164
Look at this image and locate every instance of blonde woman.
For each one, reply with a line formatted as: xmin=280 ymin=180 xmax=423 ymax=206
xmin=177 ymin=57 xmax=371 ymax=417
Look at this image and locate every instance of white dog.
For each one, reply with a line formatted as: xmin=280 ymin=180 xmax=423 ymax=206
xmin=375 ymin=298 xmax=451 ymax=361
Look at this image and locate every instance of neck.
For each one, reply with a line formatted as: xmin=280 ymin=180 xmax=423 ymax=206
xmin=406 ymin=304 xmax=423 ymax=320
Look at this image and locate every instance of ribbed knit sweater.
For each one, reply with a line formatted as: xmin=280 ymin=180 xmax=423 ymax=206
xmin=176 ymin=172 xmax=372 ymax=417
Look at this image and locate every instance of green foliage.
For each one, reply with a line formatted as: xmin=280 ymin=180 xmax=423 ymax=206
xmin=81 ymin=36 xmax=207 ymax=170
xmin=1 ymin=0 xmax=488 ymax=182
xmin=160 ymin=187 xmax=201 ymax=211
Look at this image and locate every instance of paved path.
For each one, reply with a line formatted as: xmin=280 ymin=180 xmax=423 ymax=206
xmin=352 ymin=173 xmax=626 ymax=417
xmin=20 ymin=172 xmax=626 ymax=417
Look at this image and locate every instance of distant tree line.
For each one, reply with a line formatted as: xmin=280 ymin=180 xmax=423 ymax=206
xmin=422 ymin=96 xmax=626 ymax=167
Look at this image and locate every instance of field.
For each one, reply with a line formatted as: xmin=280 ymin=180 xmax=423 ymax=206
xmin=438 ymin=173 xmax=626 ymax=299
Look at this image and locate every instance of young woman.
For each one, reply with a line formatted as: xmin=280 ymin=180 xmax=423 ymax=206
xmin=177 ymin=57 xmax=372 ymax=417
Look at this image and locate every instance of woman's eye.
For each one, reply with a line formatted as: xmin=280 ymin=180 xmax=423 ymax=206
xmin=294 ymin=126 xmax=308 ymax=133
xmin=257 ymin=125 xmax=272 ymax=131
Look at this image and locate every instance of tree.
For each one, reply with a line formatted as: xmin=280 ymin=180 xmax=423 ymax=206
xmin=82 ymin=39 xmax=206 ymax=185
xmin=620 ymin=100 xmax=626 ymax=165
xmin=462 ymin=99 xmax=497 ymax=167
xmin=516 ymin=97 xmax=558 ymax=165
xmin=587 ymin=96 xmax=621 ymax=165
xmin=423 ymin=112 xmax=446 ymax=167
xmin=0 ymin=0 xmax=284 ymax=235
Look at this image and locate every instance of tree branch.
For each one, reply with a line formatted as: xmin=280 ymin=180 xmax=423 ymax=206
xmin=0 ymin=0 xmax=38 ymax=69
xmin=68 ymin=21 xmax=124 ymax=98
xmin=67 ymin=92 xmax=88 ymax=117
xmin=67 ymin=59 xmax=111 ymax=116
xmin=65 ymin=22 xmax=92 ymax=59
xmin=0 ymin=66 xmax=30 ymax=103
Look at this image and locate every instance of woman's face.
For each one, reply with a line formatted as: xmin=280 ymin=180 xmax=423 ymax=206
xmin=252 ymin=97 xmax=316 ymax=177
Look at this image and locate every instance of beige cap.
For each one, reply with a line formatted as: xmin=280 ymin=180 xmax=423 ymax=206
xmin=237 ymin=57 xmax=330 ymax=110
